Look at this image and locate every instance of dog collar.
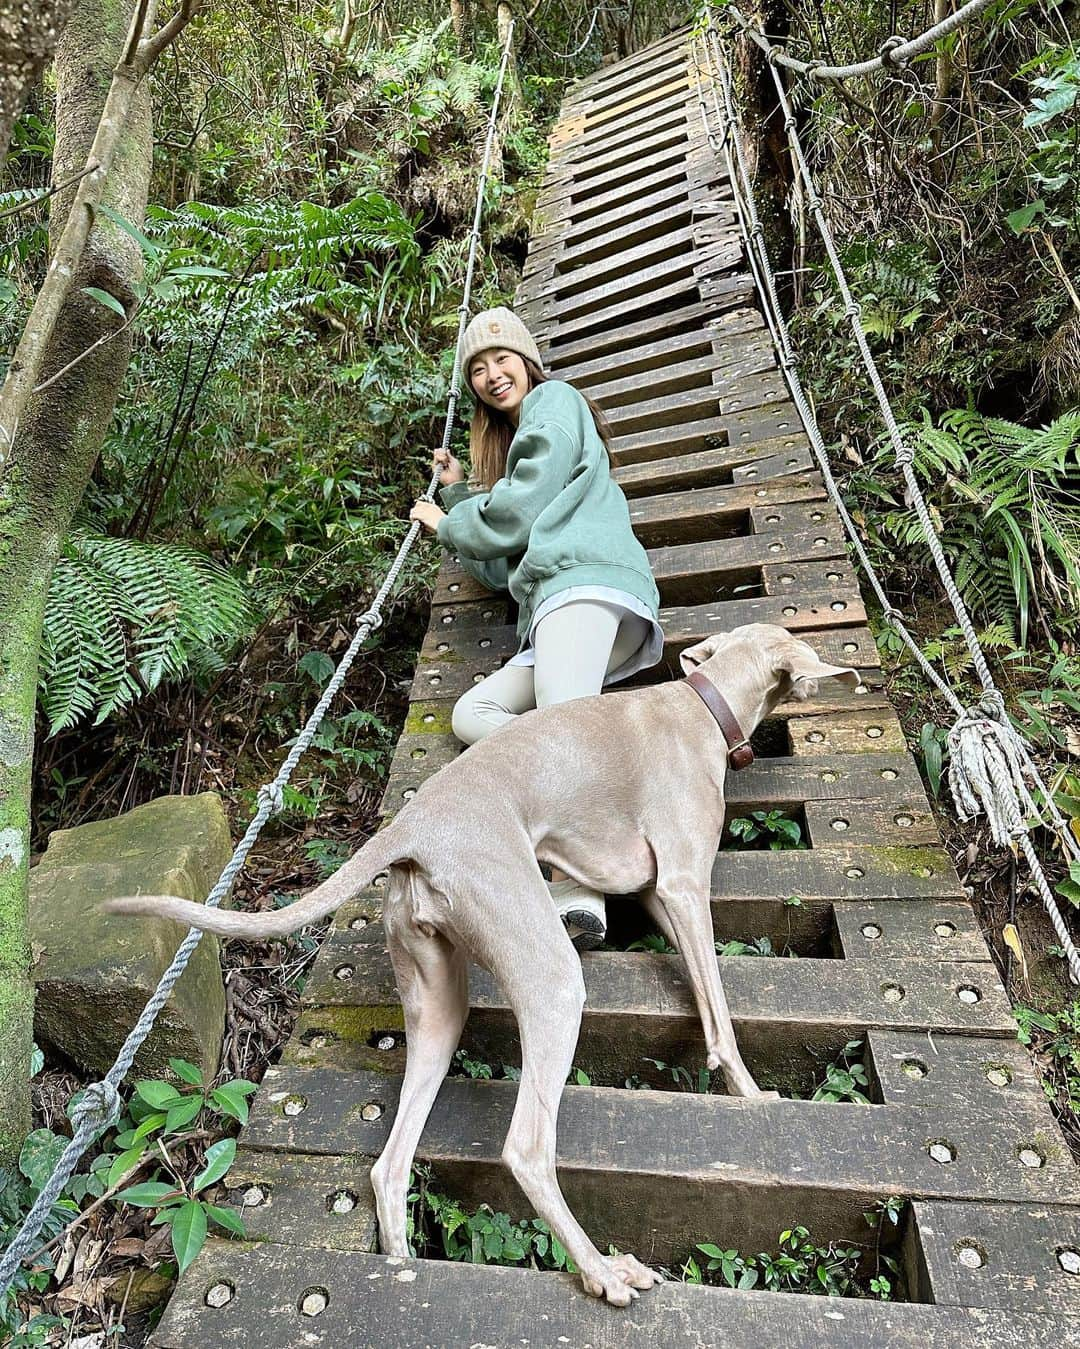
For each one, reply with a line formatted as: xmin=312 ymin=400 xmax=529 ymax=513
xmin=684 ymin=671 xmax=754 ymax=771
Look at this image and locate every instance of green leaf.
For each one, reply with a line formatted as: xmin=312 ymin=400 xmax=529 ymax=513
xmin=205 ymin=1203 xmax=247 ymax=1237
xmin=298 ymin=650 xmax=335 ymax=685
xmin=1006 ymin=201 xmax=1046 ymax=233
xmin=97 ymin=202 xmax=161 ymax=259
xmin=192 ymin=1138 xmax=236 ymax=1193
xmin=169 ymin=1058 xmax=204 ymax=1086
xmin=19 ymin=1129 xmax=68 ymax=1193
xmin=165 ymin=1095 xmax=205 ymax=1133
xmin=170 ymin=1200 xmax=208 ymax=1275
xmin=210 ymin=1084 xmax=250 ymax=1124
xmin=115 ymin=1180 xmax=184 ymax=1208
xmin=106 ymin=1145 xmax=146 ymax=1190
xmin=82 ymin=285 xmax=127 ymax=319
xmin=131 ymin=1111 xmax=168 ymax=1144
xmin=135 ymin=1080 xmax=185 ymax=1110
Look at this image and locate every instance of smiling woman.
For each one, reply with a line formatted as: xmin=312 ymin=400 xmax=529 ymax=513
xmin=408 ymin=306 xmax=664 ymax=948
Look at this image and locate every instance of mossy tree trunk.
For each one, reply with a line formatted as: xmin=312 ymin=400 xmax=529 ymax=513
xmin=0 ymin=0 xmax=76 ymax=163
xmin=0 ymin=0 xmax=152 ymax=1167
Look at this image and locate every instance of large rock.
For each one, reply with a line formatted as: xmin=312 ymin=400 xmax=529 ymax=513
xmin=30 ymin=792 xmax=233 ymax=1082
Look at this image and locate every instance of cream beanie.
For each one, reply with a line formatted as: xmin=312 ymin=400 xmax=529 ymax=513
xmin=458 ymin=307 xmax=544 ymax=384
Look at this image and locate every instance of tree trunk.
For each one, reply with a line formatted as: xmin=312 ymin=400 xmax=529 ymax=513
xmin=0 ymin=0 xmax=152 ymax=1166
xmin=0 ymin=0 xmax=77 ymax=163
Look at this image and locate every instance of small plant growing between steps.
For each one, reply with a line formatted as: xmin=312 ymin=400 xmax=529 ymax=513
xmin=810 ymin=1040 xmax=872 ymax=1104
xmin=725 ymin=811 xmax=807 ymax=850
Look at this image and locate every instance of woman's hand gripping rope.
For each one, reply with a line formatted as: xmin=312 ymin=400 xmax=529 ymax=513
xmin=411 ymin=447 xmax=463 ymax=533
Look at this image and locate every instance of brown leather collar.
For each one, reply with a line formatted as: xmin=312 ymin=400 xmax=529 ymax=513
xmin=684 ymin=670 xmax=754 ymax=771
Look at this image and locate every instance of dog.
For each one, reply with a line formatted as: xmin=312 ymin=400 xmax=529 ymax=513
xmin=106 ymin=624 xmax=859 ymax=1305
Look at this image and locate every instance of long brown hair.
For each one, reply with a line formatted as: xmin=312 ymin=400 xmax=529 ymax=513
xmin=467 ymin=358 xmax=615 ymax=489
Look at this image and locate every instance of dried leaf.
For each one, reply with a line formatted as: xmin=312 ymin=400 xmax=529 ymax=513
xmin=1002 ymin=923 xmax=1028 ymax=981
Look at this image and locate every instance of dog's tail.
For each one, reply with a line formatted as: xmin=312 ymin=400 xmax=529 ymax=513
xmin=101 ymin=823 xmax=408 ymax=940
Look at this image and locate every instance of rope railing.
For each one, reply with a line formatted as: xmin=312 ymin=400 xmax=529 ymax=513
xmin=0 ymin=19 xmax=518 ymax=1305
xmin=718 ymin=0 xmax=999 ymax=83
xmin=693 ymin=22 xmax=1080 ymax=987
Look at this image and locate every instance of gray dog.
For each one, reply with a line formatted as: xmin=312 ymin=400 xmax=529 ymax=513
xmin=107 ymin=623 xmax=858 ymax=1305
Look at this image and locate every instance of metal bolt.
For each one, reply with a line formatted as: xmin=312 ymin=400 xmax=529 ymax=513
xmin=402 ymin=789 xmax=416 ymax=800
xmin=821 ymin=770 xmax=839 ymax=782
xmin=866 ymin=726 xmax=884 ymax=738
xmin=377 ymin=1035 xmax=396 ymax=1051
xmin=1018 ymin=1148 xmax=1044 ymax=1169
xmin=299 ymin=1289 xmax=328 ymax=1317
xmin=283 ymin=1095 xmax=307 ymax=1116
xmin=806 ymin=730 xmax=825 ymax=743
xmin=902 ymin=1059 xmax=928 ymax=1079
xmin=895 ymin=814 xmax=914 ymax=827
xmin=882 ymin=983 xmax=904 ymax=1003
xmin=845 ymin=867 xmax=864 ymax=879
xmin=242 ymin=1186 xmax=265 ymax=1207
xmin=374 ymin=872 xmax=388 ymax=887
xmin=928 ymin=1141 xmax=955 ymax=1163
xmin=831 ymin=818 xmax=849 ymax=831
xmin=428 ymin=674 xmax=441 ymax=686
xmin=854 ymin=684 xmax=869 ymax=695
xmin=482 ymin=609 xmax=494 ymax=619
xmin=329 ymin=1190 xmax=356 ymax=1215
xmin=956 ymin=1243 xmax=985 ymax=1270
xmin=782 ymin=605 xmax=797 ymax=617
xmin=206 ymin=1282 xmax=234 ymax=1308
xmin=479 ymin=638 xmax=491 ymax=648
xmin=437 ymin=642 xmax=449 ymax=652
xmin=915 ymin=865 xmax=935 ymax=878
xmin=768 ymin=542 xmax=783 ymax=553
xmin=843 ymin=642 xmax=858 ymax=653
xmin=448 ymin=583 xmax=460 ymax=593
xmin=779 ymin=573 xmax=795 ymax=584
xmin=831 ymin=601 xmax=847 ymax=611
xmin=811 ymin=511 xmax=824 ymax=521
xmin=957 ymin=986 xmax=980 ymax=1004
xmin=813 ymin=537 xmax=829 ymax=547
xmin=881 ymin=769 xmax=897 ymax=780
xmin=861 ymin=923 xmax=882 ymax=940
xmin=745 ymin=468 xmax=758 ymax=477
xmin=934 ymin=922 xmax=956 ymax=938
xmin=411 ymin=748 xmax=426 ymax=759
xmin=422 ymin=714 xmax=435 ymax=724
xmin=765 ymin=513 xmax=780 ymax=523
xmin=361 ymin=1102 xmax=383 ymax=1122
xmin=985 ymin=1065 xmax=1011 ymax=1087
xmin=440 ymin=614 xmax=454 ymax=625
xmin=334 ymin=965 xmax=355 ymax=981
xmin=1058 ymin=1248 xmax=1080 ymax=1275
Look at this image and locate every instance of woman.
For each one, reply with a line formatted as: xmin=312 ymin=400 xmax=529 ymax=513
xmin=410 ymin=306 xmax=663 ymax=949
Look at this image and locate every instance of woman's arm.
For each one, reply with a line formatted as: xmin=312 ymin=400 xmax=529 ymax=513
xmin=436 ymin=420 xmax=575 ymax=561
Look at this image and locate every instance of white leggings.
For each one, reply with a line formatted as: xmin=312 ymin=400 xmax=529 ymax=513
xmin=451 ymin=600 xmax=650 ymax=745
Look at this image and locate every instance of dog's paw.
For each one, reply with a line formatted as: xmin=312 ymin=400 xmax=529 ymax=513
xmin=582 ymin=1253 xmax=664 ymax=1305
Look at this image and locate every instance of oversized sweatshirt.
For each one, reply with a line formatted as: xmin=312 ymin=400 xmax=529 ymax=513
xmin=435 ymin=379 xmax=660 ymax=643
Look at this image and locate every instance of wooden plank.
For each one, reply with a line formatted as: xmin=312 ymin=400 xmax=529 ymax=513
xmin=557 ymin=120 xmax=687 ymax=178
xmin=709 ymin=845 xmax=961 ymax=902
xmin=519 ymin=226 xmax=697 ymax=305
xmin=556 ymin=328 xmax=723 ymax=387
xmin=647 ymin=526 xmax=847 ymax=600
xmin=544 ymin=300 xmax=717 ymax=366
xmin=912 ymin=1200 xmax=1080 ymax=1314
xmin=613 ymin=432 xmax=810 ymax=489
xmin=151 ymin=1242 xmax=1080 ymax=1349
xmin=626 ymin=477 xmax=825 ymax=547
xmin=763 ymin=557 xmax=862 ymax=596
xmin=868 ymin=1032 xmax=1047 ymax=1114
xmin=237 ymin=1071 xmax=1080 ymax=1267
xmin=789 ymin=711 xmax=908 ymax=756
xmin=805 ymin=799 xmax=938 ymax=848
xmin=222 ymin=1148 xmax=377 ymax=1253
xmin=835 ymin=902 xmax=992 ymax=964
xmin=537 ymin=252 xmax=700 ymax=325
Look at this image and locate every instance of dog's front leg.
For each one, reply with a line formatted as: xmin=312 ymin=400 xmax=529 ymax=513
xmin=645 ymin=859 xmax=777 ymax=1099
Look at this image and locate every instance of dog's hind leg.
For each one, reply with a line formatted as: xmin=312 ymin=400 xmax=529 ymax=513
xmin=477 ymin=901 xmax=663 ymax=1306
xmin=370 ymin=865 xmax=468 ymax=1257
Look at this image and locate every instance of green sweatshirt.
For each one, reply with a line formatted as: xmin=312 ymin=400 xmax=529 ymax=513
xmin=436 ymin=379 xmax=660 ymax=642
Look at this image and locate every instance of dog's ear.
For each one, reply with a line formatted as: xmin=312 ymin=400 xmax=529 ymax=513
xmin=679 ymin=634 xmax=727 ymax=674
xmin=781 ymin=645 xmax=861 ymax=701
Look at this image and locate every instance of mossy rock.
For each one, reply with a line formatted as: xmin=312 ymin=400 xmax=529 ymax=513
xmin=29 ymin=793 xmax=233 ymax=1082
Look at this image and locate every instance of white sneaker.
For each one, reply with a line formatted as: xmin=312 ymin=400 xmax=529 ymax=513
xmin=548 ymin=878 xmax=607 ymax=951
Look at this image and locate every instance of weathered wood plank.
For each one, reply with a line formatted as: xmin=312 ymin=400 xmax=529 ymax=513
xmin=789 ymin=710 xmax=908 ymax=756
xmin=913 ymin=1200 xmax=1080 ymax=1314
xmin=805 ymin=799 xmax=938 ymax=848
xmin=152 ymin=1242 xmax=1080 ymax=1349
xmin=835 ymin=902 xmax=991 ymax=964
xmin=868 ymin=1032 xmax=1047 ymax=1114
xmin=626 ymin=477 xmax=825 ymax=546
xmin=222 ymin=1148 xmax=377 ymax=1253
xmin=613 ymin=431 xmax=810 ymax=487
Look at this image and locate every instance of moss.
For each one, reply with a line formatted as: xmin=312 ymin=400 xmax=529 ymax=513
xmin=302 ymin=1002 xmax=405 ymax=1046
xmin=863 ymin=845 xmax=949 ymax=878
xmin=405 ymin=702 xmax=454 ymax=737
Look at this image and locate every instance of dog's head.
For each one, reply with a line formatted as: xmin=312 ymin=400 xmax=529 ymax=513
xmin=679 ymin=624 xmax=861 ymax=715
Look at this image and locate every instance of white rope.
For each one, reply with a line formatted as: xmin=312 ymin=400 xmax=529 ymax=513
xmin=719 ymin=0 xmax=999 ymax=83
xmin=695 ymin=25 xmax=1080 ymax=987
xmin=0 ymin=18 xmax=519 ymax=1305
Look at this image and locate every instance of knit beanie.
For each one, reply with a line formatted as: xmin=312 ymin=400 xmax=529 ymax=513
xmin=457 ymin=307 xmax=544 ymax=384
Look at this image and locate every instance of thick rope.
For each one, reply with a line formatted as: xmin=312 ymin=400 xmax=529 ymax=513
xmin=695 ymin=27 xmax=1080 ymax=987
xmin=0 ymin=19 xmax=517 ymax=1304
xmin=719 ymin=0 xmax=998 ymax=83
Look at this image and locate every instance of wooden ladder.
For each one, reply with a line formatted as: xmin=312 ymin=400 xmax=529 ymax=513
xmin=151 ymin=25 xmax=1080 ymax=1346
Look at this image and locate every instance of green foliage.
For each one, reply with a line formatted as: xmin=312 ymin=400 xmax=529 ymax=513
xmin=1010 ymin=46 xmax=1080 ymax=233
xmin=726 ymin=810 xmax=806 ymax=850
xmin=811 ymin=1040 xmax=872 ymax=1105
xmin=38 ymin=530 xmax=253 ymax=734
xmin=855 ymin=409 xmax=1080 ymax=646
xmin=1014 ymin=1000 xmax=1080 ymax=1112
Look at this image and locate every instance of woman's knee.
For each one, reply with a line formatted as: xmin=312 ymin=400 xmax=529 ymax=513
xmin=451 ymin=693 xmax=485 ymax=745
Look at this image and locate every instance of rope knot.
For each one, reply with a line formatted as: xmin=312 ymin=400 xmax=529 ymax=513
xmin=977 ymin=689 xmax=1007 ymax=720
xmin=893 ymin=444 xmax=915 ymax=467
xmin=70 ymin=1080 xmax=121 ymax=1135
xmin=356 ymin=607 xmax=384 ymax=634
xmin=844 ymin=301 xmax=861 ymax=320
xmin=257 ymin=782 xmax=285 ymax=815
xmin=783 ymin=116 xmax=797 ymax=132
xmin=882 ymin=605 xmax=905 ymax=626
xmin=878 ymin=35 xmax=908 ymax=68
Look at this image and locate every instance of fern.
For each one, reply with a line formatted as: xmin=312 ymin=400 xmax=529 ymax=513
xmin=39 ymin=532 xmax=255 ymax=735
